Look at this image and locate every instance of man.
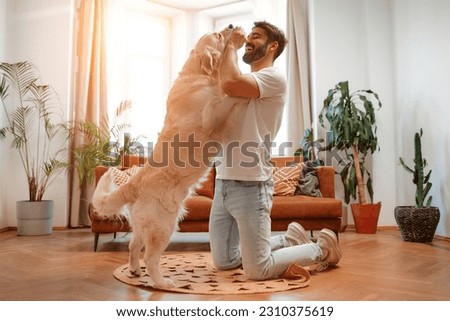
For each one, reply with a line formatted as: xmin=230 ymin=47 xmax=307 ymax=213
xmin=209 ymin=21 xmax=342 ymax=280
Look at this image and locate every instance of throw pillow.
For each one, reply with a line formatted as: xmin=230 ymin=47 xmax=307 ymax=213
xmin=273 ymin=163 xmax=304 ymax=196
xmin=111 ymin=165 xmax=141 ymax=187
xmin=295 ymin=161 xmax=323 ymax=197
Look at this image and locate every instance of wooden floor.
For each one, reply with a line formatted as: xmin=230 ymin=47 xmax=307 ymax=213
xmin=0 ymin=227 xmax=449 ymax=301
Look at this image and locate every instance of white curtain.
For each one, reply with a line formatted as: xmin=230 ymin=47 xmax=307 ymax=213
xmin=68 ymin=0 xmax=112 ymax=227
xmin=285 ymin=0 xmax=312 ymax=154
xmin=251 ymin=0 xmax=312 ymax=155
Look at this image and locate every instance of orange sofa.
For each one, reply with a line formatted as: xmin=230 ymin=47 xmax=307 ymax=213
xmin=180 ymin=157 xmax=342 ymax=234
xmin=88 ymin=156 xmax=342 ymax=250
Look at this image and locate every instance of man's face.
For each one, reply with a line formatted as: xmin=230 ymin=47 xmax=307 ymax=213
xmin=242 ymin=27 xmax=269 ymax=64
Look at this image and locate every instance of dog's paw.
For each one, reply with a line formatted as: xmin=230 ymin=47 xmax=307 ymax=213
xmin=100 ymin=202 xmax=120 ymax=217
xmin=128 ymin=268 xmax=141 ymax=277
xmin=155 ymin=278 xmax=175 ymax=289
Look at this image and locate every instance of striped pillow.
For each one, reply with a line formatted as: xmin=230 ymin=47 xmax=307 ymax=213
xmin=273 ymin=163 xmax=304 ymax=196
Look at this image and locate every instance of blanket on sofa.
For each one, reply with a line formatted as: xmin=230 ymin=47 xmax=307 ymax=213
xmin=295 ymin=161 xmax=323 ymax=197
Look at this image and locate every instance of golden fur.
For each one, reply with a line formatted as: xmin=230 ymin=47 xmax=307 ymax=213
xmin=92 ymin=26 xmax=246 ymax=288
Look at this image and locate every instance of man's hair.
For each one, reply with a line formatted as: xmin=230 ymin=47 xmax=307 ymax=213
xmin=253 ymin=21 xmax=287 ymax=60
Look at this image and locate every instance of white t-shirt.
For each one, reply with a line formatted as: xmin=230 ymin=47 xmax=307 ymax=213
xmin=215 ymin=66 xmax=286 ymax=181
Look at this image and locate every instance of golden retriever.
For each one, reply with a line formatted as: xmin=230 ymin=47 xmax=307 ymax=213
xmin=92 ymin=25 xmax=246 ymax=288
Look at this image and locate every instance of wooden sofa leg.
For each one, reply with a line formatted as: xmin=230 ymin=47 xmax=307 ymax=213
xmin=94 ymin=233 xmax=100 ymax=252
xmin=334 ymin=230 xmax=339 ymax=241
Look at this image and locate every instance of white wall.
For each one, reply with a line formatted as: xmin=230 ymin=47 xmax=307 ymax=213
xmin=0 ymin=0 xmax=6 ymax=60
xmin=0 ymin=0 xmax=73 ymax=228
xmin=365 ymin=0 xmax=397 ymax=228
xmin=392 ymin=0 xmax=450 ymax=237
xmin=312 ymin=0 xmax=449 ymax=237
xmin=312 ymin=0 xmax=397 ymax=227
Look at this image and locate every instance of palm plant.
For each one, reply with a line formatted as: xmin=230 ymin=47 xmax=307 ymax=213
xmin=72 ymin=100 xmax=144 ymax=185
xmin=71 ymin=120 xmax=116 ymax=185
xmin=0 ymin=61 xmax=69 ymax=201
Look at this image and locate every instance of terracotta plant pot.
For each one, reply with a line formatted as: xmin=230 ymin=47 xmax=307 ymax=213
xmin=350 ymin=202 xmax=381 ymax=234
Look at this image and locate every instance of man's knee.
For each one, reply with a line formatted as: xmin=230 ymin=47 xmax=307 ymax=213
xmin=244 ymin=268 xmax=267 ymax=281
xmin=242 ymin=261 xmax=271 ymax=280
xmin=212 ymin=256 xmax=242 ymax=271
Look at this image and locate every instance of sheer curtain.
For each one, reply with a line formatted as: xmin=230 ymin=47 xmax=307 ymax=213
xmin=250 ymin=0 xmax=289 ymax=154
xmin=250 ymin=0 xmax=312 ymax=155
xmin=68 ymin=0 xmax=111 ymax=227
xmin=285 ymin=0 xmax=313 ymax=154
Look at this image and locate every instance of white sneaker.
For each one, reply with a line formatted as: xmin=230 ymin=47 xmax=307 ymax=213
xmin=309 ymin=228 xmax=341 ymax=272
xmin=283 ymin=222 xmax=312 ymax=247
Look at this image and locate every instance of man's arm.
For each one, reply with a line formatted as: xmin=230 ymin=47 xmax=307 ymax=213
xmin=220 ymin=28 xmax=259 ymax=98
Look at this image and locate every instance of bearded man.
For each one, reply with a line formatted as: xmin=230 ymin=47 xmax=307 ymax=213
xmin=209 ymin=21 xmax=342 ymax=280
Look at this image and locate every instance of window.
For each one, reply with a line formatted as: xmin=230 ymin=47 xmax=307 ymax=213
xmin=124 ymin=12 xmax=169 ymax=143
xmin=107 ymin=1 xmax=288 ymax=155
xmin=108 ymin=3 xmax=171 ymax=148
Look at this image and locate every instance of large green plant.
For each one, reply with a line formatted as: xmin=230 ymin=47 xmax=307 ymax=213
xmin=399 ymin=129 xmax=432 ymax=208
xmin=0 ymin=61 xmax=69 ymax=201
xmin=294 ymin=128 xmax=324 ymax=166
xmin=319 ymin=81 xmax=382 ymax=204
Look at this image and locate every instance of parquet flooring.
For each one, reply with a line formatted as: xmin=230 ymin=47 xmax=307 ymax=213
xmin=0 ymin=227 xmax=449 ymax=301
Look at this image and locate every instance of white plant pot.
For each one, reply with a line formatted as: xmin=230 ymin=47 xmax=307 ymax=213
xmin=16 ymin=200 xmax=54 ymax=236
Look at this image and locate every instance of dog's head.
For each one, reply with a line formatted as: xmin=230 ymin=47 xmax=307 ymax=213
xmin=182 ymin=24 xmax=235 ymax=76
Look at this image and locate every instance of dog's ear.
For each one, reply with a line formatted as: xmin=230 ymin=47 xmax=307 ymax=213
xmin=200 ymin=46 xmax=221 ymax=75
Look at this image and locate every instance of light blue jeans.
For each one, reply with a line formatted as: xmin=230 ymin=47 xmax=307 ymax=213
xmin=209 ymin=179 xmax=323 ymax=280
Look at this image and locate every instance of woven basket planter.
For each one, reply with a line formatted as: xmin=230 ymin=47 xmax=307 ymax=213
xmin=394 ymin=206 xmax=440 ymax=242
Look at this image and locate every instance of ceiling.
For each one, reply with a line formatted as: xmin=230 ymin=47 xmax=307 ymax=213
xmin=149 ymin=0 xmax=248 ymax=11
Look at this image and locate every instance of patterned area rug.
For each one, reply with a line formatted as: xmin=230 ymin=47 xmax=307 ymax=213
xmin=113 ymin=252 xmax=311 ymax=295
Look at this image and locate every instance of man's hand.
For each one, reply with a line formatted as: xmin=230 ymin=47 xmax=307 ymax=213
xmin=220 ymin=25 xmax=259 ymax=98
xmin=227 ymin=26 xmax=246 ymax=49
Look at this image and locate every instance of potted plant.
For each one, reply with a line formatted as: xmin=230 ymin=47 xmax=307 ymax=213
xmin=72 ymin=120 xmax=119 ymax=186
xmin=0 ymin=61 xmax=69 ymax=235
xmin=71 ymin=100 xmax=144 ymax=186
xmin=395 ymin=129 xmax=440 ymax=242
xmin=294 ymin=128 xmax=324 ymax=166
xmin=319 ymin=81 xmax=382 ymax=233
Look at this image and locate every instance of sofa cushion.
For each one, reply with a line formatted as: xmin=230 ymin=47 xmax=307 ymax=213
xmin=273 ymin=163 xmax=304 ymax=196
xmin=271 ymin=195 xmax=342 ymax=218
xmin=88 ymin=204 xmax=131 ymax=233
xmin=184 ymin=195 xmax=213 ymax=220
xmin=194 ymin=167 xmax=215 ymax=199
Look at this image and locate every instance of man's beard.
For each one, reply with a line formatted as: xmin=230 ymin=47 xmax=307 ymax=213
xmin=243 ymin=42 xmax=269 ymax=64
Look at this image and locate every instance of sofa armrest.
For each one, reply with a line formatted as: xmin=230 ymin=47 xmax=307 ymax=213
xmin=95 ymin=166 xmax=110 ymax=186
xmin=315 ymin=166 xmax=336 ymax=198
